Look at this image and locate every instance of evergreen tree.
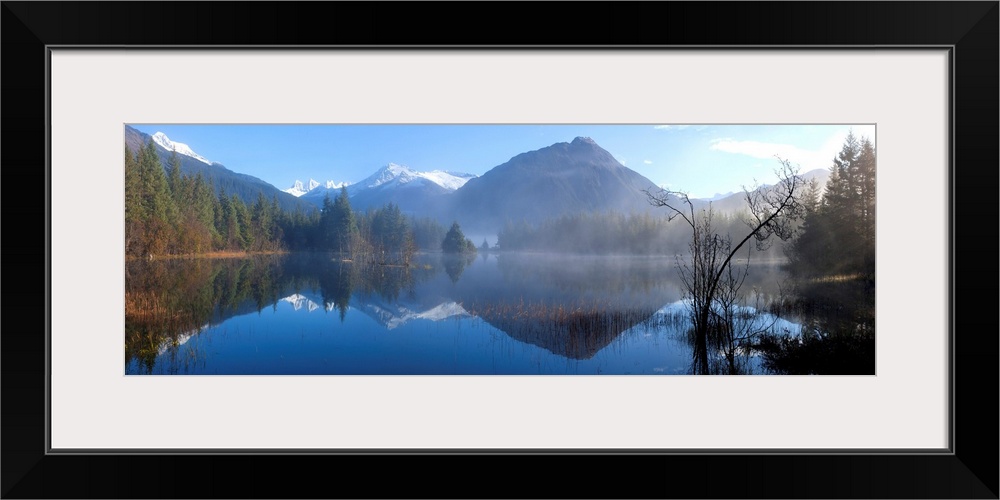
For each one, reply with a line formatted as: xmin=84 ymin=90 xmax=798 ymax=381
xmin=231 ymin=194 xmax=253 ymax=251
xmin=328 ymin=186 xmax=357 ymax=254
xmin=137 ymin=139 xmax=177 ymax=255
xmin=167 ymin=148 xmax=182 ymax=200
xmin=124 ymin=146 xmax=143 ymax=256
xmin=442 ymin=222 xmax=469 ymax=253
xmin=320 ymin=193 xmax=335 ymax=249
xmin=251 ymin=192 xmax=273 ymax=252
xmin=370 ymin=202 xmax=412 ymax=263
xmin=789 ymin=132 xmax=876 ymax=278
xmin=411 ymin=217 xmax=446 ymax=251
xmin=218 ymin=192 xmax=240 ymax=251
xmin=192 ymin=174 xmax=219 ymax=250
xmin=855 ymin=137 xmax=877 ymax=273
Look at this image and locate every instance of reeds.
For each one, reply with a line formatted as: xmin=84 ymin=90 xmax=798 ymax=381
xmin=468 ymin=298 xmax=656 ymax=359
xmin=125 ymin=290 xmax=203 ymax=371
xmin=124 ymin=290 xmax=176 ymax=323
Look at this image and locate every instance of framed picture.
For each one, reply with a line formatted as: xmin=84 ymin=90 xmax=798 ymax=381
xmin=4 ymin=2 xmax=996 ymax=498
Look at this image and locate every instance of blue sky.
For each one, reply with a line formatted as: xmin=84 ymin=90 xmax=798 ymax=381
xmin=129 ymin=124 xmax=875 ymax=199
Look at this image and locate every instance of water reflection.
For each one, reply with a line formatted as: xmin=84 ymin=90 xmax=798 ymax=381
xmin=125 ymin=253 xmax=812 ymax=375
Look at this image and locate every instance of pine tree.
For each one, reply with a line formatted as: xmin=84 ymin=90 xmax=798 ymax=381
xmin=167 ymin=148 xmax=182 ymax=200
xmin=192 ymin=174 xmax=219 ymax=251
xmin=855 ymin=137 xmax=877 ymax=273
xmin=138 ymin=139 xmax=177 ymax=255
xmin=231 ymin=194 xmax=253 ymax=251
xmin=124 ymin=146 xmax=143 ymax=256
xmin=218 ymin=192 xmax=241 ymax=251
xmin=251 ymin=192 xmax=276 ymax=252
xmin=329 ymin=186 xmax=357 ymax=254
xmin=442 ymin=222 xmax=468 ymax=253
xmin=789 ymin=132 xmax=876 ymax=278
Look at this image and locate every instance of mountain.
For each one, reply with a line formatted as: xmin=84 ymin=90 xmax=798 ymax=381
xmin=150 ymin=132 xmax=212 ymax=165
xmin=124 ymin=125 xmax=313 ymax=214
xmin=704 ymin=191 xmax=737 ymax=202
xmin=444 ymin=137 xmax=663 ymax=234
xmin=698 ymin=167 xmax=831 ymax=214
xmin=277 ymin=291 xmax=471 ymax=330
xmin=284 ymin=179 xmax=336 ymax=197
xmin=301 ymin=163 xmax=475 ymax=214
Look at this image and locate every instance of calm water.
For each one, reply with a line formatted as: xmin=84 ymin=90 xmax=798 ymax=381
xmin=125 ymin=253 xmax=802 ymax=375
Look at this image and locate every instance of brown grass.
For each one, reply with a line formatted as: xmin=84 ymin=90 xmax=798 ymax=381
xmin=469 ymin=299 xmax=653 ymax=336
xmin=126 ymin=250 xmax=288 ymax=262
xmin=125 ymin=290 xmax=180 ymax=323
xmin=807 ymin=273 xmax=865 ymax=284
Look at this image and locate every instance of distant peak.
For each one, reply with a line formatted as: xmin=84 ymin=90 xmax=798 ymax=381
xmin=149 ymin=131 xmax=212 ymax=165
xmin=357 ymin=163 xmax=474 ymax=191
xmin=572 ymin=136 xmax=597 ymax=146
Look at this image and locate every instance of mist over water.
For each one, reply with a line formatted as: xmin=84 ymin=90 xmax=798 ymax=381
xmin=125 ymin=253 xmax=802 ymax=375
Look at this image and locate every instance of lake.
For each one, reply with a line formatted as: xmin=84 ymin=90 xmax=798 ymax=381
xmin=125 ymin=252 xmax=805 ymax=375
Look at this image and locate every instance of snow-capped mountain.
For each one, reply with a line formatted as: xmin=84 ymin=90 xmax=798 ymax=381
xmin=354 ymin=300 xmax=471 ymax=330
xmin=151 ymin=132 xmax=212 ymax=165
xmin=300 ymin=163 xmax=476 ymax=213
xmin=286 ymin=180 xmax=337 ymax=197
xmin=125 ymin=125 xmax=310 ymax=214
xmin=346 ymin=163 xmax=476 ymax=214
xmin=284 ymin=179 xmax=336 ymax=198
xmin=281 ymin=293 xmax=323 ymax=312
xmin=278 ymin=292 xmax=470 ymax=329
xmin=352 ymin=163 xmax=475 ymax=192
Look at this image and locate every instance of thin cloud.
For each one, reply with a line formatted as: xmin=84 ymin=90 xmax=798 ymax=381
xmin=643 ymin=159 xmax=653 ymax=165
xmin=709 ymin=138 xmax=839 ymax=171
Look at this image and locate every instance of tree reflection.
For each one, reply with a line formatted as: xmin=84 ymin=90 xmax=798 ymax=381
xmin=756 ymin=278 xmax=875 ymax=374
xmin=125 ymin=254 xmax=432 ymax=373
xmin=443 ymin=254 xmax=474 ymax=283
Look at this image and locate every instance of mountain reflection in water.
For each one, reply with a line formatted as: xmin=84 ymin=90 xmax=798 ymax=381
xmin=125 ymin=253 xmax=802 ymax=375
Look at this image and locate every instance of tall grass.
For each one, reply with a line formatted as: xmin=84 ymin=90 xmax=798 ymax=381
xmin=467 ymin=298 xmax=656 ymax=359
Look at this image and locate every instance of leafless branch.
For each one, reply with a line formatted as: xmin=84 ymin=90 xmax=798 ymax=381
xmin=643 ymin=187 xmax=695 ymax=229
xmin=645 ymin=157 xmax=806 ymax=374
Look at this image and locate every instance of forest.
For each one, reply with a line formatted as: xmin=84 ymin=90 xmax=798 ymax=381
xmin=125 ymin=139 xmax=445 ymax=265
xmin=762 ymin=132 xmax=877 ymax=374
xmin=125 ymin=131 xmax=876 ymax=375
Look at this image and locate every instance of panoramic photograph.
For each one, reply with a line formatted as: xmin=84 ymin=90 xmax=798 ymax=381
xmin=124 ymin=124 xmax=876 ymax=375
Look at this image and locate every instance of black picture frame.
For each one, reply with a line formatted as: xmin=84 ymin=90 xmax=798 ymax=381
xmin=3 ymin=2 xmax=996 ymax=498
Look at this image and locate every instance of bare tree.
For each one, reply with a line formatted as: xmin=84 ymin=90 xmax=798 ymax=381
xmin=644 ymin=157 xmax=805 ymax=374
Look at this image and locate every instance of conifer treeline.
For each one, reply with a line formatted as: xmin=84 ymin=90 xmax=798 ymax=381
xmin=786 ymin=131 xmax=876 ymax=279
xmin=125 ymin=140 xmax=442 ymax=262
xmin=496 ymin=211 xmax=787 ymax=259
xmin=494 ymin=131 xmax=875 ymax=276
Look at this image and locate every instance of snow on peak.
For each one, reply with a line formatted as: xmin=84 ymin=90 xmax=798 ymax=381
xmin=362 ymin=163 xmax=475 ymax=191
xmin=419 ymin=170 xmax=476 ymax=191
xmin=151 ymin=132 xmax=212 ymax=165
xmin=366 ymin=163 xmax=418 ymax=188
xmin=285 ymin=178 xmax=349 ymax=197
xmin=281 ymin=293 xmax=321 ymax=312
xmin=284 ymin=180 xmax=308 ymax=197
xmin=362 ymin=300 xmax=471 ymax=330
